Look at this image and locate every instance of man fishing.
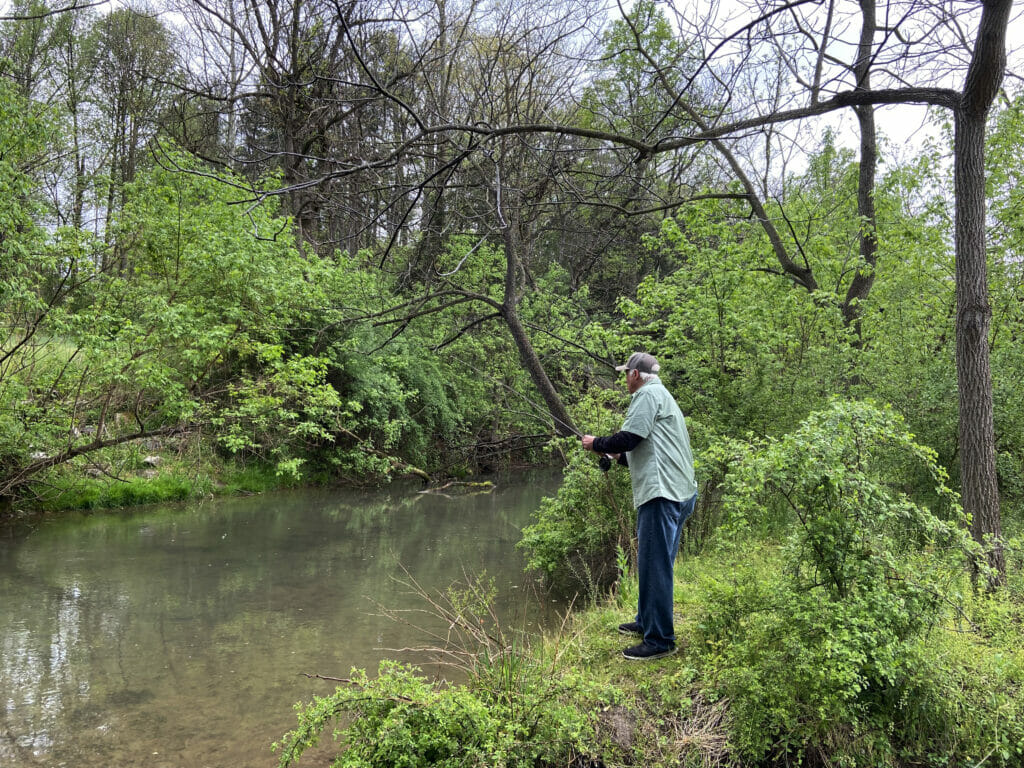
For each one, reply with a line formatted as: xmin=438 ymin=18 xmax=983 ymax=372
xmin=581 ymin=352 xmax=697 ymax=661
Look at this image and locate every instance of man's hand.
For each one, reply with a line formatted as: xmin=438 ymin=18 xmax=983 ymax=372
xmin=581 ymin=434 xmax=596 ymax=451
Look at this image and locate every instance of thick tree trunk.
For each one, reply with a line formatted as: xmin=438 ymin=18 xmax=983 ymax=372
xmin=953 ymin=0 xmax=1012 ymax=586
xmin=954 ymin=112 xmax=1003 ymax=581
xmin=955 ymin=110 xmax=1005 ymax=586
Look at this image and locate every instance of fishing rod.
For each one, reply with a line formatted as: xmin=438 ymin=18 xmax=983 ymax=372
xmin=454 ymin=356 xmax=615 ymax=471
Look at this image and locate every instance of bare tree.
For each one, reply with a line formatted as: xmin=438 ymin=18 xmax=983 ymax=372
xmin=173 ymin=0 xmax=256 ymax=157
xmin=372 ymin=0 xmax=604 ymax=436
xmin=179 ymin=0 xmax=429 ymax=253
xmin=47 ymin=6 xmax=101 ymax=230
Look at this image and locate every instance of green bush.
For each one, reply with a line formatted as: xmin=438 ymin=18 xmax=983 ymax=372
xmin=276 ymin=659 xmax=597 ymax=768
xmin=893 ymin=625 xmax=1024 ymax=765
xmin=690 ymin=400 xmax=1024 ymax=765
xmin=518 ymin=434 xmax=634 ymax=594
xmin=275 ymin=579 xmax=601 ymax=768
xmin=275 ymin=662 xmax=501 ymax=768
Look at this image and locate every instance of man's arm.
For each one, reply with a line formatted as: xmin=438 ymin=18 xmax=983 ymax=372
xmin=592 ymin=431 xmax=643 ymax=454
xmin=582 ymin=431 xmax=640 ymax=468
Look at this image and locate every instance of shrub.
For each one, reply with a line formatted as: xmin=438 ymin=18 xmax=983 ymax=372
xmin=275 ymin=578 xmax=600 ymax=768
xmin=693 ymin=399 xmax=1021 ymax=765
xmin=518 ymin=434 xmax=634 ymax=594
xmin=275 ymin=662 xmax=500 ymax=768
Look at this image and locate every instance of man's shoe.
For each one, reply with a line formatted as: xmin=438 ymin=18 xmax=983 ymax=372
xmin=617 ymin=621 xmax=643 ymax=636
xmin=622 ymin=642 xmax=676 ymax=661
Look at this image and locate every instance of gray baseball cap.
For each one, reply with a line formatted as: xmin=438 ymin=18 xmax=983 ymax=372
xmin=615 ymin=352 xmax=660 ymax=374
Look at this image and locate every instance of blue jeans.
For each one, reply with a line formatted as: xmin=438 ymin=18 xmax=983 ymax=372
xmin=635 ymin=494 xmax=696 ymax=651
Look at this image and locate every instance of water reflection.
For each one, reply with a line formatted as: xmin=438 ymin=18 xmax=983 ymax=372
xmin=0 ymin=471 xmax=562 ymax=767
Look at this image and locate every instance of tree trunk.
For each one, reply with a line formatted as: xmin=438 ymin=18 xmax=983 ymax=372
xmin=955 ymin=110 xmax=1005 ymax=586
xmin=841 ymin=0 xmax=879 ymax=338
xmin=954 ymin=0 xmax=1012 ymax=586
xmin=500 ymin=218 xmax=578 ymax=438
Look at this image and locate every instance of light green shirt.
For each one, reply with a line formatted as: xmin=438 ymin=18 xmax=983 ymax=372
xmin=620 ymin=376 xmax=697 ymax=508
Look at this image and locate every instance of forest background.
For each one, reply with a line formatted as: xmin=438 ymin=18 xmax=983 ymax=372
xmin=3 ymin=0 xmax=1024 ymax=764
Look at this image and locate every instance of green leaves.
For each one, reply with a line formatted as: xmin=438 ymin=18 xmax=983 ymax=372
xmin=724 ymin=399 xmax=967 ymax=595
xmin=2 ymin=143 xmax=349 ymax=495
xmin=618 ymin=201 xmax=852 ymax=437
xmin=275 ymin=645 xmax=598 ymax=767
xmin=274 ymin=662 xmax=502 ymax=768
xmin=692 ymin=400 xmax=998 ymax=764
xmin=518 ymin=389 xmax=635 ymax=591
xmin=581 ymin=0 xmax=702 ymax=141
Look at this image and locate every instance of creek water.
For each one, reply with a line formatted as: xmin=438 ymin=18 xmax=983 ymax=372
xmin=0 ymin=471 xmax=564 ymax=767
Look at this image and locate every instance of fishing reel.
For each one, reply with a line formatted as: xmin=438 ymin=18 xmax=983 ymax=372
xmin=577 ymin=434 xmax=613 ymax=472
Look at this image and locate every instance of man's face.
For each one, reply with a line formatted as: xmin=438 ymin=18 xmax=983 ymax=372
xmin=626 ymin=368 xmax=642 ymax=394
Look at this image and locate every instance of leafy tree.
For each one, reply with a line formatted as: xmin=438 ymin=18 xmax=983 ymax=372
xmin=565 ymin=0 xmax=721 ymax=304
xmin=46 ymin=5 xmax=100 ymax=230
xmin=856 ymin=145 xmax=960 ymax=472
xmin=618 ymin=196 xmax=852 ymax=438
xmin=0 ymin=79 xmax=61 ymax=500
xmin=0 ymin=0 xmax=58 ymax=100
xmin=1 ymin=148 xmax=349 ymax=499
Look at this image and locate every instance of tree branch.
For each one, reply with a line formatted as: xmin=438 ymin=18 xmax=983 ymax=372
xmin=0 ymin=1 xmax=105 ymax=21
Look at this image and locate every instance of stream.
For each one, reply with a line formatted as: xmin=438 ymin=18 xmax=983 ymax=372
xmin=0 ymin=471 xmax=563 ymax=767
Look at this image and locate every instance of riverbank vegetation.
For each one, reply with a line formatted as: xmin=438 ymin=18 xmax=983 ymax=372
xmin=276 ymin=402 xmax=1024 ymax=766
xmin=276 ymin=550 xmax=1024 ymax=767
xmin=3 ymin=0 xmax=1024 ymax=762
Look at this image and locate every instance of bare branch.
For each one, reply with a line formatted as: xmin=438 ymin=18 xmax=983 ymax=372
xmin=0 ymin=1 xmax=106 ymax=21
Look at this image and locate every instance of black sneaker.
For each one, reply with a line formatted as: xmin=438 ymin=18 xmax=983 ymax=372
xmin=622 ymin=642 xmax=676 ymax=661
xmin=617 ymin=621 xmax=643 ymax=636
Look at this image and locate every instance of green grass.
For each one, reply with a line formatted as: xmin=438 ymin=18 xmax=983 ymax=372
xmin=33 ymin=472 xmax=204 ymax=511
xmin=465 ymin=523 xmax=1024 ymax=768
xmin=28 ymin=458 xmax=291 ymax=513
xmin=1 ymin=332 xmax=81 ymax=369
xmin=221 ymin=463 xmax=291 ymax=494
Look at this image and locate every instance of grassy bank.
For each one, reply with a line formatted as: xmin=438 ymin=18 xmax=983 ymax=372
xmin=275 ymin=531 xmax=1024 ymax=768
xmin=22 ymin=449 xmax=293 ymax=515
xmin=565 ymin=541 xmax=1024 ymax=766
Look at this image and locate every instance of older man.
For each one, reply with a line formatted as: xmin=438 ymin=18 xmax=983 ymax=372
xmin=582 ymin=352 xmax=697 ymax=660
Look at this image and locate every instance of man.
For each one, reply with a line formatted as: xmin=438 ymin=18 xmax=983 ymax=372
xmin=582 ymin=352 xmax=697 ymax=661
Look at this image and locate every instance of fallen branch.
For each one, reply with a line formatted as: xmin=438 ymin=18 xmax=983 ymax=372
xmin=299 ymin=673 xmax=415 ymax=703
xmin=417 ymin=480 xmax=495 ymax=495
